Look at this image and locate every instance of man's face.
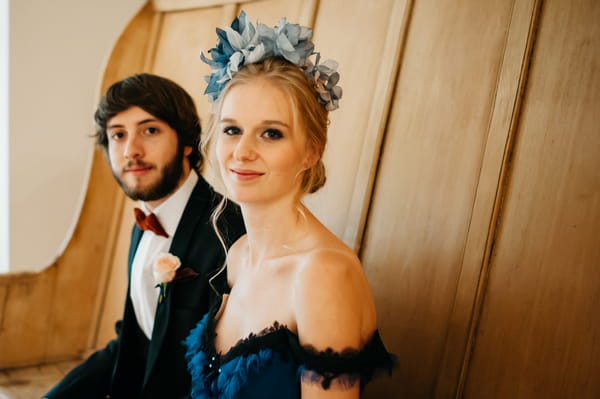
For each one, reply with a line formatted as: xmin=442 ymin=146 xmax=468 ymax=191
xmin=106 ymin=106 xmax=191 ymax=207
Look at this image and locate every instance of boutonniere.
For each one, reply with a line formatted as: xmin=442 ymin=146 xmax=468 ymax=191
xmin=153 ymin=252 xmax=199 ymax=303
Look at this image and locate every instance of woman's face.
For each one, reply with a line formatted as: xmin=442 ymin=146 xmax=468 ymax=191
xmin=216 ymin=78 xmax=313 ymax=206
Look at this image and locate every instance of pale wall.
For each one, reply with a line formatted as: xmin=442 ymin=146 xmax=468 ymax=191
xmin=9 ymin=0 xmax=146 ymax=272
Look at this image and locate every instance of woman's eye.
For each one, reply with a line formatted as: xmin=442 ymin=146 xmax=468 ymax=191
xmin=262 ymin=129 xmax=283 ymax=140
xmin=223 ymin=126 xmax=241 ymax=135
xmin=146 ymin=127 xmax=159 ymax=134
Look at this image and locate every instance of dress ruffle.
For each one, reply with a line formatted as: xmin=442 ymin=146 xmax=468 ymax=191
xmin=184 ymin=303 xmax=396 ymax=398
xmin=294 ymin=330 xmax=396 ymax=389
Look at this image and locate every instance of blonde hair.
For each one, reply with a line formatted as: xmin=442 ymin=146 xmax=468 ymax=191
xmin=203 ymin=57 xmax=329 ymax=194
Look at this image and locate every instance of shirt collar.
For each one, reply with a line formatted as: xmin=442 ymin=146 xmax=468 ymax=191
xmin=139 ymin=171 xmax=198 ymax=237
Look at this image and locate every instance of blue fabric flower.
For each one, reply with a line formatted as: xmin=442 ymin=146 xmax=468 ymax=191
xmin=201 ymin=11 xmax=342 ymax=110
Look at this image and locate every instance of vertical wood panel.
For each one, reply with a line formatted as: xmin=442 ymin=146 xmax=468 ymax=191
xmin=464 ymin=0 xmax=600 ymax=397
xmin=360 ymin=0 xmax=515 ymax=397
xmin=239 ymin=0 xmax=314 ymax=26
xmin=340 ymin=0 xmax=410 ymax=250
xmin=436 ymin=0 xmax=540 ymax=396
xmin=304 ymin=0 xmax=405 ymax=244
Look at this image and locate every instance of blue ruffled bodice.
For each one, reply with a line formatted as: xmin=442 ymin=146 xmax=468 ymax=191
xmin=183 ymin=302 xmax=395 ymax=399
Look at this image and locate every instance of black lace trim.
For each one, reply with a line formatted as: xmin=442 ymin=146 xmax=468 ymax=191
xmin=292 ymin=330 xmax=396 ymax=389
xmin=220 ymin=321 xmax=293 ymax=364
xmin=199 ymin=300 xmax=396 ymax=391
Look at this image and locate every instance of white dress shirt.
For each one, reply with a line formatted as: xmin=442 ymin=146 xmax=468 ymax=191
xmin=130 ymin=171 xmax=198 ymax=339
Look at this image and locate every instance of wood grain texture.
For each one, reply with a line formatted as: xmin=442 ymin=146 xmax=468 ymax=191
xmin=463 ymin=0 xmax=600 ymax=397
xmin=360 ymin=0 xmax=516 ymax=397
xmin=303 ymin=0 xmax=404 ymax=244
xmin=152 ymin=0 xmax=258 ymax=12
xmin=435 ymin=0 xmax=541 ymax=396
xmin=342 ymin=0 xmax=411 ymax=251
xmin=0 ymin=271 xmax=55 ymax=368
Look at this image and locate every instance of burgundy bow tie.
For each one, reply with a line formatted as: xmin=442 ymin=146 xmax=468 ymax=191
xmin=134 ymin=208 xmax=170 ymax=238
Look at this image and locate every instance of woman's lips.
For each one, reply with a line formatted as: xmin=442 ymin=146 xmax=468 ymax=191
xmin=230 ymin=168 xmax=264 ymax=181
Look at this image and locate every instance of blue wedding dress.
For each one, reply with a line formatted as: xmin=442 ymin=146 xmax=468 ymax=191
xmin=184 ymin=296 xmax=395 ymax=399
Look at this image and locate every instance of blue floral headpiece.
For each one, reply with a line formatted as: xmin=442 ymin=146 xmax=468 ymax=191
xmin=201 ymin=11 xmax=342 ymax=111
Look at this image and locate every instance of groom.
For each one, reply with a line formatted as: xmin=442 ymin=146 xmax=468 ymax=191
xmin=45 ymin=73 xmax=244 ymax=399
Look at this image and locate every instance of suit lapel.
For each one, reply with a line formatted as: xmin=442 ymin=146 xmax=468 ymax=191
xmin=143 ymin=176 xmax=213 ymax=385
xmin=128 ymin=225 xmax=143 ymax=277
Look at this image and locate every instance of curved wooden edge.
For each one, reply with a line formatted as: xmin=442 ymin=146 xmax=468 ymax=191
xmin=0 ymin=147 xmax=123 ymax=367
xmin=152 ymin=0 xmax=259 ymax=13
xmin=0 ymin=2 xmax=159 ymax=369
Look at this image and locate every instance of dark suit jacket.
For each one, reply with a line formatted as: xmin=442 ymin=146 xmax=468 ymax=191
xmin=45 ymin=174 xmax=245 ymax=399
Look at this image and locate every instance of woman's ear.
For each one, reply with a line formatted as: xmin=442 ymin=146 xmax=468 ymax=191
xmin=303 ymin=145 xmax=320 ymax=171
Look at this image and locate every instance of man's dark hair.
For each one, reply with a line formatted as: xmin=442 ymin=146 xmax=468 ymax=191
xmin=94 ymin=73 xmax=202 ymax=171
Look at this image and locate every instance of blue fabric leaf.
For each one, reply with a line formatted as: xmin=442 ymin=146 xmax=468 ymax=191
xmin=199 ymin=11 xmax=342 ymax=110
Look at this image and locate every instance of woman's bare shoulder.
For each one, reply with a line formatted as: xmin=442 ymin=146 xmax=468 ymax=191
xmin=291 ymin=243 xmax=376 ymax=351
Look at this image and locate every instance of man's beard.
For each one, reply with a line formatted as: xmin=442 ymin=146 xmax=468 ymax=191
xmin=112 ymin=148 xmax=186 ymax=202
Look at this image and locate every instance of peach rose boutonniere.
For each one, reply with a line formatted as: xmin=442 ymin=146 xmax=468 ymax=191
xmin=153 ymin=252 xmax=199 ymax=303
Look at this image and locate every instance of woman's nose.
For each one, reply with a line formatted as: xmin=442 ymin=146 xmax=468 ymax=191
xmin=233 ymin=134 xmax=257 ymax=162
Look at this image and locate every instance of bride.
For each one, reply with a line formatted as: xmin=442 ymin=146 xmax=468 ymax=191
xmin=184 ymin=12 xmax=395 ymax=399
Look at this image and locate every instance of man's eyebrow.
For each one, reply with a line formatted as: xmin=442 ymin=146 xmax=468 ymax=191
xmin=107 ymin=118 xmax=158 ymax=129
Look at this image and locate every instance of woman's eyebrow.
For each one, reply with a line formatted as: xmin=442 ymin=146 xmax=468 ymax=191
xmin=220 ymin=117 xmax=289 ymax=128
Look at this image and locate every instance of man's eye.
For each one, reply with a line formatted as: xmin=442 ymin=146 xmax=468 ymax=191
xmin=263 ymin=129 xmax=283 ymax=140
xmin=146 ymin=127 xmax=158 ymax=134
xmin=223 ymin=126 xmax=241 ymax=135
xmin=111 ymin=132 xmax=125 ymax=140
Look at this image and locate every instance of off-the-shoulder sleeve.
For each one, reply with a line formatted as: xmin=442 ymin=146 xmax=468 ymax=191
xmin=289 ymin=330 xmax=397 ymax=390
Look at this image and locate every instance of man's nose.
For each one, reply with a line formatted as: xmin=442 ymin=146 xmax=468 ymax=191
xmin=123 ymin=134 xmax=143 ymax=160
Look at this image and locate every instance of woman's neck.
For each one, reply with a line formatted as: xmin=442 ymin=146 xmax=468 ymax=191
xmin=239 ymin=198 xmax=311 ymax=267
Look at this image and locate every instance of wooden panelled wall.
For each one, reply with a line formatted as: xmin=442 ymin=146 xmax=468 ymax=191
xmin=1 ymin=0 xmax=598 ymax=398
